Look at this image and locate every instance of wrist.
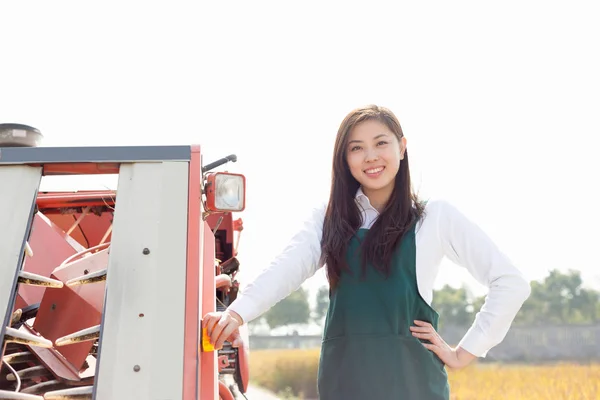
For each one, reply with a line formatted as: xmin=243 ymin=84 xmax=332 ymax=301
xmin=454 ymin=346 xmax=477 ymax=367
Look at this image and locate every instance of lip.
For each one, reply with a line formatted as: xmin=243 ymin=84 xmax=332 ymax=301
xmin=364 ymin=166 xmax=385 ymax=178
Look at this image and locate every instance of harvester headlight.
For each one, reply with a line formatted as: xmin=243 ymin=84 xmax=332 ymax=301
xmin=205 ymin=172 xmax=246 ymax=212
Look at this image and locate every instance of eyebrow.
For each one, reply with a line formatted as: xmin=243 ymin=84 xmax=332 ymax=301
xmin=348 ymin=133 xmax=389 ymax=144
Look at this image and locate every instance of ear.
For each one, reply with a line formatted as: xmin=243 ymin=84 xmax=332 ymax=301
xmin=400 ymin=137 xmax=407 ymax=160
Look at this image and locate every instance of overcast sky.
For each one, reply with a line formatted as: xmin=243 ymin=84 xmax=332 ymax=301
xmin=2 ymin=1 xmax=599 ymax=304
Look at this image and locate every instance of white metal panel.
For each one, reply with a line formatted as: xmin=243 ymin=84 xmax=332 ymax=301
xmin=0 ymin=165 xmax=41 ymax=338
xmin=94 ymin=161 xmax=189 ymax=400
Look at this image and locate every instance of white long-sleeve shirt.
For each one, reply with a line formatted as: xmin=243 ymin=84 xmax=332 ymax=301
xmin=228 ymin=189 xmax=531 ymax=358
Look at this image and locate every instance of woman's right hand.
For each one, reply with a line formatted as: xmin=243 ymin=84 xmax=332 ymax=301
xmin=202 ymin=309 xmax=244 ymax=350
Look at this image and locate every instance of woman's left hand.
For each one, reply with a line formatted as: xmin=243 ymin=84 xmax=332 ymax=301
xmin=410 ymin=320 xmax=477 ymax=369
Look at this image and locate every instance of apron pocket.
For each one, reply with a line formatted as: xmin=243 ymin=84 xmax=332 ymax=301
xmin=318 ymin=334 xmax=448 ymax=400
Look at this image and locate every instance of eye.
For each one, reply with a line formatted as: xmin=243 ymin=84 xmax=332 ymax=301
xmin=350 ymin=145 xmax=362 ymax=152
xmin=377 ymin=141 xmax=388 ymax=146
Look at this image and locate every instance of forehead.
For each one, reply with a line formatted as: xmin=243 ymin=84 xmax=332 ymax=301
xmin=348 ymin=119 xmax=394 ymax=142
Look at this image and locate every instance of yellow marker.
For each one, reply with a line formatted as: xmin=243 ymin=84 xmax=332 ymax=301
xmin=201 ymin=327 xmax=214 ymax=352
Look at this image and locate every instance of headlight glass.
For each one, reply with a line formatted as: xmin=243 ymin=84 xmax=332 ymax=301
xmin=215 ymin=174 xmax=244 ymax=211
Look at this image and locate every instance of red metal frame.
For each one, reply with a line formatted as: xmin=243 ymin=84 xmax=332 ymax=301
xmin=39 ymin=162 xmax=121 ymax=176
xmin=183 ymin=146 xmax=203 ymax=400
xmin=201 ymin=222 xmax=217 ymax=399
xmin=2 ymin=147 xmax=245 ymax=399
xmin=218 ymin=381 xmax=235 ymax=400
xmin=35 ymin=191 xmax=116 ymax=209
xmin=206 ymin=213 xmax=234 ymax=248
xmin=237 ymin=323 xmax=250 ymax=393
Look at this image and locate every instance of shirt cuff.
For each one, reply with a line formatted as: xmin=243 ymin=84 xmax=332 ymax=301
xmin=456 ymin=324 xmax=492 ymax=358
xmin=226 ymin=295 xmax=258 ymax=325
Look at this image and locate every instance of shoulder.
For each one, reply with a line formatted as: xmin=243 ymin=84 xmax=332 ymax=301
xmin=420 ymin=196 xmax=458 ymax=213
xmin=415 ymin=197 xmax=477 ymax=239
xmin=298 ymin=200 xmax=327 ymax=230
xmin=312 ymin=200 xmax=327 ymax=220
xmin=415 ymin=197 xmax=456 ymax=229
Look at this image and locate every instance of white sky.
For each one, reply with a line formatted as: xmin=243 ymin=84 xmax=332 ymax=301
xmin=2 ymin=1 xmax=599 ymax=305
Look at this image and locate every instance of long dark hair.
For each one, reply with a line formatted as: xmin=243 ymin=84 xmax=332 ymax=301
xmin=320 ymin=105 xmax=425 ymax=290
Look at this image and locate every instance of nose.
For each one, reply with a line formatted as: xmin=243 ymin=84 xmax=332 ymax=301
xmin=365 ymin=147 xmax=379 ymax=162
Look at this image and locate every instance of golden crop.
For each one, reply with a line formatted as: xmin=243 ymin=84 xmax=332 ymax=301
xmin=249 ymin=349 xmax=600 ymax=400
xmin=447 ymin=362 xmax=599 ymax=400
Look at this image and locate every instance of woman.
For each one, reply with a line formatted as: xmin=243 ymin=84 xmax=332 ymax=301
xmin=203 ymin=105 xmax=531 ymax=399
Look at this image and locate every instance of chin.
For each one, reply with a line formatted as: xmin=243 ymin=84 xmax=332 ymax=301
xmin=359 ymin=181 xmax=393 ymax=192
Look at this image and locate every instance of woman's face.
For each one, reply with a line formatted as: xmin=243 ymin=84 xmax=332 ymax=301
xmin=345 ymin=119 xmax=406 ymax=198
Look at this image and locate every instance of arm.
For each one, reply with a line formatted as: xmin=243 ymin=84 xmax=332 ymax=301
xmin=204 ymin=203 xmax=326 ymax=348
xmin=437 ymin=200 xmax=531 ymax=358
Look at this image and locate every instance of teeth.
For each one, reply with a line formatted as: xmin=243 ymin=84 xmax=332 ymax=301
xmin=25 ymin=241 xmax=33 ymax=257
xmin=6 ymin=365 xmax=51 ymax=382
xmin=18 ymin=271 xmax=64 ymax=288
xmin=3 ymin=327 xmax=52 ymax=348
xmin=365 ymin=167 xmax=384 ymax=174
xmin=20 ymin=380 xmax=62 ymax=395
xmin=2 ymin=351 xmax=35 ymax=364
xmin=43 ymin=386 xmax=93 ymax=400
xmin=65 ymin=269 xmax=107 ymax=287
xmin=10 ymin=309 xmax=22 ymax=326
xmin=0 ymin=391 xmax=44 ymax=399
xmin=55 ymin=325 xmax=100 ymax=346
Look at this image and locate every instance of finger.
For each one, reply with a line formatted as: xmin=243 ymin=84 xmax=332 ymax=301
xmin=412 ymin=332 xmax=434 ymax=340
xmin=422 ymin=343 xmax=441 ymax=356
xmin=202 ymin=317 xmax=214 ymax=336
xmin=428 ymin=333 xmax=442 ymax=346
xmin=205 ymin=312 xmax=224 ymax=323
xmin=227 ymin=328 xmax=242 ymax=347
xmin=433 ymin=333 xmax=448 ymax=348
xmin=215 ymin=325 xmax=238 ymax=350
xmin=409 ymin=326 xmax=431 ymax=333
xmin=413 ymin=320 xmax=433 ymax=328
xmin=231 ymin=334 xmax=242 ymax=348
xmin=203 ymin=314 xmax=220 ymax=336
xmin=210 ymin=317 xmax=229 ymax=345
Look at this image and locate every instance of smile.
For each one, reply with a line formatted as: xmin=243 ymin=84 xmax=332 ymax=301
xmin=364 ymin=166 xmax=385 ymax=177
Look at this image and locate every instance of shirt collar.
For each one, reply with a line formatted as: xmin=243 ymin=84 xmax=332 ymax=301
xmin=355 ymin=187 xmax=379 ymax=215
xmin=355 ymin=186 xmax=367 ymax=201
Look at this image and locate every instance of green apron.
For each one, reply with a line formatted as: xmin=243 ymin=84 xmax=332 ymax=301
xmin=317 ymin=224 xmax=450 ymax=399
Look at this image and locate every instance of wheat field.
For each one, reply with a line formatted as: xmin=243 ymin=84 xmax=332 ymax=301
xmin=446 ymin=362 xmax=600 ymax=400
xmin=249 ymin=349 xmax=600 ymax=399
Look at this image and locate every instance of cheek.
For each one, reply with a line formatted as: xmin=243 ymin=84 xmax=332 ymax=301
xmin=346 ymin=153 xmax=363 ymax=176
xmin=383 ymin=148 xmax=402 ymax=166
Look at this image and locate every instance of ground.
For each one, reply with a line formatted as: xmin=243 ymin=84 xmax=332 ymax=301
xmin=245 ymin=384 xmax=281 ymax=399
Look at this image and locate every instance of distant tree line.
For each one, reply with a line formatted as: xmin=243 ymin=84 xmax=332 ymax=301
xmin=252 ymin=269 xmax=600 ymax=331
xmin=433 ymin=269 xmax=600 ymax=329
